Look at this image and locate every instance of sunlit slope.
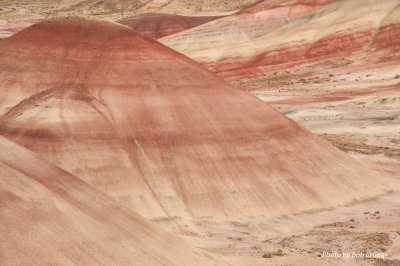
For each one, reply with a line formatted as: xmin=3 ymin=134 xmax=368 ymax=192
xmin=0 ymin=18 xmax=390 ymax=221
xmin=0 ymin=136 xmax=222 ymax=265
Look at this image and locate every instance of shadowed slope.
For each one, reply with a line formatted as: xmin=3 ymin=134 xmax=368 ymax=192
xmin=0 ymin=18 xmax=390 ymax=221
xmin=0 ymin=136 xmax=222 ymax=265
xmin=118 ymin=13 xmax=222 ymax=39
xmin=161 ymin=0 xmax=400 ymax=80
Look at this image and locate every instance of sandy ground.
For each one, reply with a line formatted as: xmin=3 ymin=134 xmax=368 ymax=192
xmin=233 ymin=58 xmax=400 ymax=180
xmin=193 ymin=57 xmax=400 ymax=265
xmin=0 ymin=0 xmax=255 ymax=22
xmin=152 ymin=187 xmax=400 ymax=265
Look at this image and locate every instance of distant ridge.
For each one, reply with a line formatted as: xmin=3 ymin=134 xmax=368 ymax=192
xmin=160 ymin=0 xmax=335 ymax=77
xmin=118 ymin=13 xmax=222 ymax=39
xmin=161 ymin=0 xmax=400 ymax=79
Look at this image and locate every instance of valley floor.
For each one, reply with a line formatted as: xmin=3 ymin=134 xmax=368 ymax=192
xmin=161 ymin=57 xmax=400 ymax=265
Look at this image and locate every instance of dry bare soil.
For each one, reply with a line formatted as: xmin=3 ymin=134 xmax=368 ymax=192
xmin=0 ymin=1 xmax=399 ymax=266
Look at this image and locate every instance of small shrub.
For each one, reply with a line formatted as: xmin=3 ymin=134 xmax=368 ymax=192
xmin=276 ymin=249 xmax=284 ymax=256
xmin=262 ymin=249 xmax=285 ymax=258
xmin=262 ymin=253 xmax=272 ymax=258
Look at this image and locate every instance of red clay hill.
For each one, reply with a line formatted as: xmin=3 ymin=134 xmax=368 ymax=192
xmin=160 ymin=0 xmax=335 ymax=74
xmin=0 ymin=136 xmax=222 ymax=265
xmin=0 ymin=18 xmax=390 ymax=221
xmin=161 ymin=0 xmax=400 ymax=80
